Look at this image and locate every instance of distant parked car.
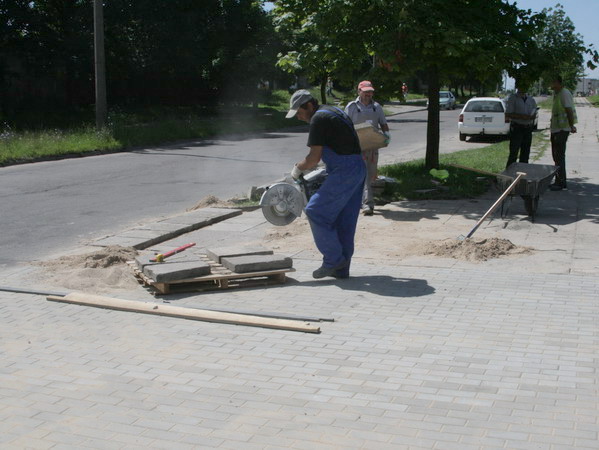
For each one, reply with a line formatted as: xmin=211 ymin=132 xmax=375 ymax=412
xmin=458 ymin=97 xmax=510 ymax=141
xmin=427 ymin=91 xmax=456 ymax=110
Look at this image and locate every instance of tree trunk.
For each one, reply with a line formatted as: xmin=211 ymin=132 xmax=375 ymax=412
xmin=320 ymin=77 xmax=327 ymax=104
xmin=425 ymin=65 xmax=440 ymax=170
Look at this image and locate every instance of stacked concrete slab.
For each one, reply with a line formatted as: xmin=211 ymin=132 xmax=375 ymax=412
xmin=220 ymin=254 xmax=293 ymax=273
xmin=206 ymin=245 xmax=292 ymax=273
xmin=134 ymin=244 xmax=292 ymax=284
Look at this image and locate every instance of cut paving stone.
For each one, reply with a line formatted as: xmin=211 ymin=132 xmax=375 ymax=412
xmin=160 ymin=209 xmax=241 ymax=226
xmin=206 ymin=246 xmax=273 ymax=264
xmin=93 ymin=208 xmax=242 ymax=250
xmin=143 ymin=261 xmax=211 ymax=283
xmin=221 ymin=254 xmax=293 ymax=274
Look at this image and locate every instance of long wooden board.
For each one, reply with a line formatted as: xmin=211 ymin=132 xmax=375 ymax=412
xmin=47 ymin=292 xmax=320 ymax=334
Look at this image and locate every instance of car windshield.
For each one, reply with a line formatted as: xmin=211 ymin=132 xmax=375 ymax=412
xmin=465 ymin=100 xmax=504 ymax=113
xmin=440 ymin=93 xmax=449 ymax=98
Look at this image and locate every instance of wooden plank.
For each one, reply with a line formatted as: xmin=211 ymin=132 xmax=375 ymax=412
xmin=47 ymin=293 xmax=320 ymax=334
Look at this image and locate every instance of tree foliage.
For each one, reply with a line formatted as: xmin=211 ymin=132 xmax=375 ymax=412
xmin=273 ymin=0 xmax=542 ymax=168
xmin=530 ymin=4 xmax=596 ymax=88
xmin=0 ymin=0 xmax=278 ymax=114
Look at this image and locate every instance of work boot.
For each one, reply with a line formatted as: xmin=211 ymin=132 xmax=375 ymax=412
xmin=313 ymin=261 xmax=348 ymax=279
xmin=333 ymin=269 xmax=350 ymax=279
xmin=362 ymin=207 xmax=374 ymax=216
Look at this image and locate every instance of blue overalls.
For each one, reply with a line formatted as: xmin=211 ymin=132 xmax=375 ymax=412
xmin=304 ymin=109 xmax=366 ymax=276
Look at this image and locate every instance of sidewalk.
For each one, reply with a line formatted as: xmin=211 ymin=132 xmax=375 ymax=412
xmin=0 ymin=100 xmax=598 ymax=449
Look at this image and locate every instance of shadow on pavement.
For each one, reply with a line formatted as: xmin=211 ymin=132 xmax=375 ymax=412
xmin=379 ymin=176 xmax=599 ymax=227
xmin=294 ymin=275 xmax=435 ymax=298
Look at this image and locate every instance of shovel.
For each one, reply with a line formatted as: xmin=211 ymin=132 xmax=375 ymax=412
xmin=458 ymin=171 xmax=526 ymax=241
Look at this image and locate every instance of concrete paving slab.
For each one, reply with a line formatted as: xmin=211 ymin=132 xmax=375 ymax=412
xmin=160 ymin=208 xmax=242 ymax=226
xmin=205 ymin=246 xmax=273 ymax=264
xmin=143 ymin=260 xmax=211 ymax=283
xmin=221 ymin=254 xmax=292 ymax=273
xmin=91 ymin=235 xmax=147 ymax=248
xmin=134 ymin=222 xmax=191 ymax=233
xmin=207 ymin=221 xmax=261 ymax=232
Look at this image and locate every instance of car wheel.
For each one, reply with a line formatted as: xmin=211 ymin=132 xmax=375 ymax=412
xmin=459 ymin=133 xmax=466 ymax=141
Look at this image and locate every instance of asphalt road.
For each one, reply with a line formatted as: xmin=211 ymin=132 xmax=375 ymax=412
xmin=0 ymin=106 xmax=488 ymax=267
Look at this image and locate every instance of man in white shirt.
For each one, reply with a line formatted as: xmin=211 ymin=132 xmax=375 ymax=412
xmin=505 ymin=79 xmax=537 ymax=169
xmin=345 ymin=81 xmax=390 ymax=216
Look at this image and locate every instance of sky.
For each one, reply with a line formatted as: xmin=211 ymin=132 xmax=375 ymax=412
xmin=512 ymin=0 xmax=599 ymax=79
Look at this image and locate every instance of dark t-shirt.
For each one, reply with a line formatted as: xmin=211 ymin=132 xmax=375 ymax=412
xmin=307 ymin=105 xmax=362 ymax=155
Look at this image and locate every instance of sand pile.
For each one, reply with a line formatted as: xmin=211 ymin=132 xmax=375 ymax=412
xmin=187 ymin=195 xmax=241 ymax=211
xmin=416 ymin=238 xmax=532 ymax=261
xmin=33 ymin=246 xmax=140 ymax=294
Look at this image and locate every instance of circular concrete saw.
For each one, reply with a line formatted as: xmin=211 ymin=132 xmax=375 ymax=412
xmin=260 ymin=169 xmax=327 ymax=226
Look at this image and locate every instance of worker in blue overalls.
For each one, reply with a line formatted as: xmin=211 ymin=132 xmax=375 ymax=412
xmin=286 ymin=90 xmax=366 ymax=279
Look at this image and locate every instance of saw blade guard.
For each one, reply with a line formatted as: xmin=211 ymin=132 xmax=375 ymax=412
xmin=260 ymin=182 xmax=306 ymax=226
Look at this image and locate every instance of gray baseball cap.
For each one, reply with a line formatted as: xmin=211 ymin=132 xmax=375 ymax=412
xmin=286 ymin=89 xmax=314 ymax=118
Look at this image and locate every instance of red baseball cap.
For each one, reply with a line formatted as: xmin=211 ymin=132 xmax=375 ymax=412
xmin=358 ymin=80 xmax=375 ymax=91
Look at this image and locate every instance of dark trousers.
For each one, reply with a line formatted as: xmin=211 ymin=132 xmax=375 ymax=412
xmin=506 ymin=124 xmax=533 ymax=168
xmin=551 ymin=131 xmax=570 ymax=187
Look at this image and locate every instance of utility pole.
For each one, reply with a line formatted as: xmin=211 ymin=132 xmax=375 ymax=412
xmin=93 ymin=0 xmax=107 ymax=129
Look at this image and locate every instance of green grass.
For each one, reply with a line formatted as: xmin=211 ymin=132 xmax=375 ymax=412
xmin=538 ymin=97 xmax=553 ymax=110
xmin=0 ymin=97 xmax=293 ymax=166
xmin=588 ymin=94 xmax=599 ymax=107
xmin=379 ymin=132 xmax=548 ymax=201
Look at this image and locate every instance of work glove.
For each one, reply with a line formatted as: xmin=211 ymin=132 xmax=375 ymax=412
xmin=383 ymin=131 xmax=391 ymax=146
xmin=291 ymin=164 xmax=302 ymax=181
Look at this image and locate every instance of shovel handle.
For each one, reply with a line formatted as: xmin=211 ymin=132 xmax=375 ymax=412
xmin=465 ymin=172 xmax=526 ymax=239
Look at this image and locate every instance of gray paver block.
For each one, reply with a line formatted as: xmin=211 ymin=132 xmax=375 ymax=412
xmin=91 ymin=236 xmax=147 ymax=249
xmin=143 ymin=261 xmax=211 ymax=282
xmin=220 ymin=254 xmax=292 ymax=273
xmin=205 ymin=246 xmax=273 ymax=264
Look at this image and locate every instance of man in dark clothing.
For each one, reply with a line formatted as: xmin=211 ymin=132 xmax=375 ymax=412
xmin=286 ymin=90 xmax=366 ymax=279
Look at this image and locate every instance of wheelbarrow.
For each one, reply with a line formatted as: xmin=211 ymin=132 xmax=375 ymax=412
xmin=499 ymin=162 xmax=559 ymax=221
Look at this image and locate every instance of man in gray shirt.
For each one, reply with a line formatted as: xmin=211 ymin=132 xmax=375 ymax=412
xmin=345 ymin=81 xmax=390 ymax=216
xmin=505 ymin=79 xmax=537 ymax=169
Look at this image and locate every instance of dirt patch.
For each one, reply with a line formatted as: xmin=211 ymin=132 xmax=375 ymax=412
xmin=33 ymin=246 xmax=140 ymax=294
xmin=411 ymin=238 xmax=532 ymax=261
xmin=187 ymin=195 xmax=241 ymax=211
xmin=262 ymin=210 xmax=533 ymax=263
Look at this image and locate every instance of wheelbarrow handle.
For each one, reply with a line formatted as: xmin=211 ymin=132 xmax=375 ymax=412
xmin=466 ymin=172 xmax=526 ymax=239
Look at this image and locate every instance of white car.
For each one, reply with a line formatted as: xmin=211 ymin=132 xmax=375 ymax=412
xmin=427 ymin=91 xmax=456 ymax=110
xmin=458 ymin=97 xmax=510 ymax=141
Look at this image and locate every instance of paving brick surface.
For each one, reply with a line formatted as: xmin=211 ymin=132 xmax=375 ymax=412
xmin=1 ymin=260 xmax=599 ymax=448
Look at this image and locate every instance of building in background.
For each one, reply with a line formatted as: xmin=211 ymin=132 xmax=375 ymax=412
xmin=576 ymin=78 xmax=599 ymax=96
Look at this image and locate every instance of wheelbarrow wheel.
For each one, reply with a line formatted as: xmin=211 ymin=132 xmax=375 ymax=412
xmin=523 ymin=195 xmax=539 ymax=217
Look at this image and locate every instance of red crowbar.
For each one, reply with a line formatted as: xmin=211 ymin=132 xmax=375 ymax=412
xmin=151 ymin=243 xmax=196 ymax=263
